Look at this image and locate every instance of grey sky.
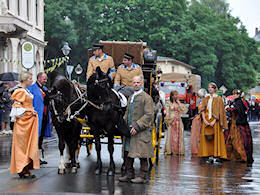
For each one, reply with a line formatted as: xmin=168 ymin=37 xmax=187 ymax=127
xmin=226 ymin=0 xmax=260 ymax=37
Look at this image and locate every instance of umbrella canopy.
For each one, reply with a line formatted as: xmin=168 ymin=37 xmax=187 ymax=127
xmin=0 ymin=72 xmax=19 ymax=81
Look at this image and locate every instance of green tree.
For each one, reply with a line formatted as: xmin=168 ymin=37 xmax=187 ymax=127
xmin=172 ymin=0 xmax=259 ymax=92
xmin=44 ymin=0 xmax=260 ymax=91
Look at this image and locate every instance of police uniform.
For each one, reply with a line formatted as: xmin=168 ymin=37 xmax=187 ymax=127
xmin=86 ymin=44 xmax=116 ymax=80
xmin=114 ymin=53 xmax=143 ymax=88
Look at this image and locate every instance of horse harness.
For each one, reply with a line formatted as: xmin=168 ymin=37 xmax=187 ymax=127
xmin=49 ymin=80 xmax=117 ymax=123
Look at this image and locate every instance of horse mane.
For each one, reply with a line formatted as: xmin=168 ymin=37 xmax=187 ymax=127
xmin=49 ymin=71 xmax=65 ymax=87
xmin=49 ymin=71 xmax=76 ymax=103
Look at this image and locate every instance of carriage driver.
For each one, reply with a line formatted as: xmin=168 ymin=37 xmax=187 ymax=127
xmin=114 ymin=53 xmax=144 ymax=89
xmin=86 ymin=44 xmax=116 ymax=80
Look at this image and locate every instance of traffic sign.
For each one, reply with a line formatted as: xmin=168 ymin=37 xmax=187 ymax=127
xmin=67 ymin=65 xmax=74 ymax=80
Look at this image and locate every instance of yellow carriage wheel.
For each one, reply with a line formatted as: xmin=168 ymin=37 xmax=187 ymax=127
xmin=150 ymin=115 xmax=163 ymax=166
xmin=150 ymin=125 xmax=157 ymax=165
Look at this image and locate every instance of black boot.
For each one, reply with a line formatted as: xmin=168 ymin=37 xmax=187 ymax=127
xmin=121 ymin=151 xmax=129 ymax=176
xmin=119 ymin=157 xmax=135 ymax=182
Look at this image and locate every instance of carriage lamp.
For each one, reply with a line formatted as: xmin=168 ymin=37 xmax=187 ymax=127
xmin=75 ymin=64 xmax=83 ymax=83
xmin=181 ymin=83 xmax=185 ymax=87
xmin=61 ymin=42 xmax=71 ymax=78
xmin=160 ymin=82 xmax=164 ymax=87
xmin=171 ymin=80 xmax=176 ymax=83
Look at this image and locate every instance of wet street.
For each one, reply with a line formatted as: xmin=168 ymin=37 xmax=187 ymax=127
xmin=0 ymin=122 xmax=260 ymax=195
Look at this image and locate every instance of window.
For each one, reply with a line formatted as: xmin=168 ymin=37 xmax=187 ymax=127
xmin=35 ymin=0 xmax=38 ymax=25
xmin=171 ymin=65 xmax=175 ymax=72
xmin=6 ymin=0 xmax=9 ymax=9
xmin=27 ymin=0 xmax=30 ymax=20
xmin=17 ymin=0 xmax=20 ymax=15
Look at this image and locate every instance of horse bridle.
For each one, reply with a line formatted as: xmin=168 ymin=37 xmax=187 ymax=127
xmin=49 ymin=76 xmax=115 ymax=123
xmin=48 ymin=89 xmax=65 ymax=123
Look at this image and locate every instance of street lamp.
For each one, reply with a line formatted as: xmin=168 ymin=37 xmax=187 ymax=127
xmin=61 ymin=42 xmax=71 ymax=78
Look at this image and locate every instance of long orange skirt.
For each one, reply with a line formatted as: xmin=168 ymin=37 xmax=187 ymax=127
xmin=198 ymin=120 xmax=227 ymax=159
xmin=10 ymin=112 xmax=40 ymax=174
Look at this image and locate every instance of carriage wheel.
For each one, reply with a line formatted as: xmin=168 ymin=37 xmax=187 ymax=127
xmin=150 ymin=125 xmax=157 ymax=166
xmin=150 ymin=114 xmax=163 ymax=166
xmin=80 ymin=126 xmax=93 ymax=156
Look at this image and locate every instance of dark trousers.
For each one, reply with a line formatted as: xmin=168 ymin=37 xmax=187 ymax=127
xmin=127 ymin=157 xmax=148 ymax=179
xmin=38 ymin=113 xmax=48 ymax=149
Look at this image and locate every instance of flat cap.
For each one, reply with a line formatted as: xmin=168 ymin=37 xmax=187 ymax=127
xmin=93 ymin=43 xmax=104 ymax=50
xmin=123 ymin=53 xmax=134 ymax=60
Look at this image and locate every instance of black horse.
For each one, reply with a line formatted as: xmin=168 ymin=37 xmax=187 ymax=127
xmin=48 ymin=71 xmax=82 ymax=174
xmin=84 ymin=67 xmax=130 ymax=176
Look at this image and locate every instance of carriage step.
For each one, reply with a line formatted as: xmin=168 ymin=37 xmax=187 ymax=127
xmin=80 ymin=134 xmax=121 ymax=139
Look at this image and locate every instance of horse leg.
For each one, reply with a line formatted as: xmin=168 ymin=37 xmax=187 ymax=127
xmin=69 ymin=143 xmax=77 ymax=174
xmin=107 ymin=135 xmax=115 ymax=176
xmin=76 ymin=141 xmax=81 ymax=168
xmin=58 ymin=134 xmax=66 ymax=174
xmin=94 ymin=132 xmax=102 ymax=175
xmin=64 ymin=143 xmax=71 ymax=168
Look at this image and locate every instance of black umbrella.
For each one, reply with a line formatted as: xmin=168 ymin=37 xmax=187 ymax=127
xmin=0 ymin=72 xmax=19 ymax=81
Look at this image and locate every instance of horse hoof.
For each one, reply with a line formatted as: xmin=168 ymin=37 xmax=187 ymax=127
xmin=76 ymin=163 xmax=80 ymax=168
xmin=95 ymin=169 xmax=102 ymax=175
xmin=65 ymin=163 xmax=71 ymax=169
xmin=58 ymin=169 xmax=66 ymax=174
xmin=107 ymin=170 xmax=114 ymax=176
xmin=71 ymin=167 xmax=77 ymax=174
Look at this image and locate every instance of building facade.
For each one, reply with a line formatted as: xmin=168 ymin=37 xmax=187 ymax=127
xmin=157 ymin=56 xmax=195 ymax=74
xmin=0 ymin=0 xmax=45 ymax=80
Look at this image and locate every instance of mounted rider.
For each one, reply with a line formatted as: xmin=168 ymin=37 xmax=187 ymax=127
xmin=86 ymin=44 xmax=116 ymax=80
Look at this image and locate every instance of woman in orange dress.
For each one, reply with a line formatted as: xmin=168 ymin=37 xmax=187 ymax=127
xmin=190 ymin=88 xmax=207 ymax=156
xmin=198 ymin=83 xmax=228 ymax=164
xmin=164 ymin=90 xmax=187 ymax=155
xmin=10 ymin=71 xmax=40 ymax=178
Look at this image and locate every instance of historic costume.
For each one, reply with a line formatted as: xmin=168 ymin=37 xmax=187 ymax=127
xmin=10 ymin=88 xmax=40 ymax=174
xmin=190 ymin=103 xmax=203 ymax=156
xmin=114 ymin=63 xmax=143 ymax=88
xmin=87 ymin=54 xmax=115 ymax=80
xmin=27 ymin=82 xmax=52 ymax=138
xmin=120 ymin=89 xmax=154 ymax=183
xmin=226 ymin=97 xmax=253 ymax=163
xmin=164 ymin=101 xmax=187 ymax=155
xmin=198 ymin=94 xmax=227 ymax=159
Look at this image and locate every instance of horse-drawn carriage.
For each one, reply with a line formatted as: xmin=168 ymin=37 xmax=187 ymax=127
xmin=47 ymin=41 xmax=163 ymax=175
xmin=81 ymin=41 xmax=163 ymax=165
